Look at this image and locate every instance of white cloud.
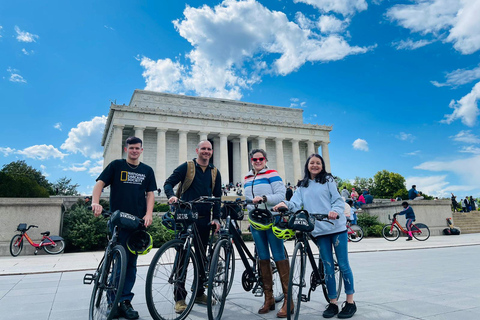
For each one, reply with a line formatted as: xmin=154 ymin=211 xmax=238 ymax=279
xmin=404 ymin=150 xmax=421 ymax=156
xmin=352 ymin=138 xmax=368 ymax=151
xmin=16 ymin=145 xmax=67 ymax=160
xmin=392 ymin=38 xmax=434 ymax=50
xmin=104 ymin=25 xmax=115 ymax=31
xmin=7 ymin=67 xmax=26 ymax=83
xmin=387 ymin=0 xmax=480 ymax=55
xmin=61 ymin=116 xmax=107 ymax=159
xmin=15 ymin=26 xmax=39 ymax=42
xmin=405 ymin=175 xmax=450 ymax=198
xmin=0 ymin=147 xmax=15 ymax=157
xmin=89 ymin=160 xmax=104 ymax=176
xmin=295 ymin=12 xmax=316 ymax=30
xmin=414 ymin=154 xmax=480 ymax=193
xmin=293 ymin=0 xmax=368 ymax=16
xmin=290 ymin=97 xmax=307 ymax=108
xmin=40 ymin=164 xmax=49 ymax=177
xmin=395 ymin=132 xmax=416 ymax=142
xmin=54 ymin=122 xmax=62 ymax=131
xmin=460 ymin=146 xmax=480 ymax=154
xmin=431 ymin=63 xmax=480 ymax=87
xmin=441 ymin=81 xmax=480 ymax=127
xmin=21 ymin=48 xmax=34 ymax=55
xmin=64 ymin=160 xmax=91 ymax=172
xmin=140 ymin=0 xmax=370 ymax=99
xmin=0 ymin=26 xmax=3 ymax=38
xmin=318 ymin=15 xmax=349 ymax=34
xmin=451 ymin=130 xmax=480 ymax=143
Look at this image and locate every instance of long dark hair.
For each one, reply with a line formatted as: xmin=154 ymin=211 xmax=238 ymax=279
xmin=297 ymin=154 xmax=334 ymax=187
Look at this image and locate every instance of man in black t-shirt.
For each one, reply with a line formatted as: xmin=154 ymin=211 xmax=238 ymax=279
xmin=92 ymin=136 xmax=157 ymax=320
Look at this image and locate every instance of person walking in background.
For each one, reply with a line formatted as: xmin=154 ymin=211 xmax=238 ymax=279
xmin=461 ymin=199 xmax=466 ymax=212
xmin=341 ymin=186 xmax=350 ymax=200
xmin=470 ymin=196 xmax=476 ymax=211
xmin=451 ymin=193 xmax=458 ymax=212
xmin=464 ymin=197 xmax=471 ymax=212
xmin=286 ymin=186 xmax=294 ymax=201
xmin=244 ymin=148 xmax=290 ymax=318
xmin=273 ymin=154 xmax=357 ymax=319
xmin=91 ymin=136 xmax=157 ymax=319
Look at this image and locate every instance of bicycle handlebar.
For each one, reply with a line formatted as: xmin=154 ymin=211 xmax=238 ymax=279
xmin=88 ymin=206 xmax=145 ymax=225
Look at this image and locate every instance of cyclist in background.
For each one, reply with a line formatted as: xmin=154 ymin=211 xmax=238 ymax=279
xmin=395 ymin=201 xmax=416 ymax=241
xmin=91 ymin=136 xmax=157 ymax=320
xmin=244 ymin=148 xmax=289 ymax=317
xmin=273 ymin=154 xmax=356 ymax=319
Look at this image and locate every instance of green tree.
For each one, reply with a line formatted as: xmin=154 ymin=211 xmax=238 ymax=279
xmin=352 ymin=177 xmax=374 ymax=192
xmin=371 ymin=170 xmax=407 ymax=199
xmin=1 ymin=160 xmax=53 ymax=194
xmin=52 ymin=177 xmax=80 ymax=195
xmin=0 ymin=172 xmax=50 ymax=197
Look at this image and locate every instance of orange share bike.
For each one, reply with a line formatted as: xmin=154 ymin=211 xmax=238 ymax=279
xmin=10 ymin=223 xmax=65 ymax=256
xmin=382 ymin=214 xmax=430 ymax=241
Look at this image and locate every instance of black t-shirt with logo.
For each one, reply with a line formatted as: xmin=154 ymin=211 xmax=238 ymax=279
xmin=97 ymin=159 xmax=157 ymax=218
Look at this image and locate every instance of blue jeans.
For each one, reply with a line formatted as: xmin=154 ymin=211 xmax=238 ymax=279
xmin=251 ymin=225 xmax=286 ymax=261
xmin=316 ymin=231 xmax=355 ymax=300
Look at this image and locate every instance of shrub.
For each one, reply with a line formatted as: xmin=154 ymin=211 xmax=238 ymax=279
xmin=357 ymin=213 xmax=383 ymax=237
xmin=148 ymin=213 xmax=174 ymax=247
xmin=154 ymin=202 xmax=170 ymax=213
xmin=367 ymin=224 xmax=385 ymax=237
xmin=63 ymin=205 xmax=109 ymax=252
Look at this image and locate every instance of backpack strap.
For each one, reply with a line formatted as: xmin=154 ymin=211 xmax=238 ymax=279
xmin=175 ymin=160 xmax=196 ymax=198
xmin=211 ymin=167 xmax=218 ymax=192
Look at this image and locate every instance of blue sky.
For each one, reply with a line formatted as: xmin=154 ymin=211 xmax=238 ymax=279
xmin=1 ymin=0 xmax=479 ymax=199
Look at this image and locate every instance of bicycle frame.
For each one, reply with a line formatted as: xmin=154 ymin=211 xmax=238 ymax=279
xmin=16 ymin=232 xmax=57 ymax=248
xmin=389 ymin=217 xmax=421 ymax=234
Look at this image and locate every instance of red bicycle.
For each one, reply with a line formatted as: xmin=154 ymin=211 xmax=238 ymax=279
xmin=10 ymin=223 xmax=65 ymax=256
xmin=346 ymin=220 xmax=364 ymax=242
xmin=382 ymin=214 xmax=430 ymax=241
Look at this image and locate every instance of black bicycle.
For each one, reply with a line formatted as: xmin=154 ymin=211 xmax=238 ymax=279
xmin=83 ymin=209 xmax=144 ymax=320
xmin=145 ymin=197 xmax=219 ymax=320
xmin=207 ymin=199 xmax=286 ymax=320
xmin=276 ymin=208 xmax=343 ymax=320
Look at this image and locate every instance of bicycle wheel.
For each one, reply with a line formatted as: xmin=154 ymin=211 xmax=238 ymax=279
xmin=382 ymin=225 xmax=400 ymax=241
xmin=287 ymin=242 xmax=305 ymax=320
xmin=146 ymin=239 xmax=199 ymax=320
xmin=9 ymin=234 xmax=23 ymax=257
xmin=43 ymin=239 xmax=65 ymax=254
xmin=412 ymin=223 xmax=430 ymax=241
xmin=207 ymin=239 xmax=232 ymax=320
xmin=225 ymin=244 xmax=235 ymax=296
xmin=348 ymin=225 xmax=364 ymax=242
xmin=89 ymin=245 xmax=127 ymax=320
xmin=273 ymin=244 xmax=288 ymax=302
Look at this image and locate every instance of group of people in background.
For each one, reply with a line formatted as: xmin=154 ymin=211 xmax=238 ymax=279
xmin=452 ymin=193 xmax=477 ymax=212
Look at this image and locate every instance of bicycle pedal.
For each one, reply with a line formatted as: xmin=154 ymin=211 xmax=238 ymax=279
xmin=83 ymin=273 xmax=95 ymax=285
xmin=301 ymin=294 xmax=308 ymax=302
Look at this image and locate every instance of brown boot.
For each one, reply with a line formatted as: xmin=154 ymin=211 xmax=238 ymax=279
xmin=276 ymin=259 xmax=293 ymax=318
xmin=258 ymin=259 xmax=275 ymax=314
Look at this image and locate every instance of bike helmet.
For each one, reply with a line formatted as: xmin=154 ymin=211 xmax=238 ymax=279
xmin=126 ymin=230 xmax=153 ymax=255
xmin=162 ymin=211 xmax=181 ymax=233
xmin=248 ymin=207 xmax=273 ymax=231
xmin=272 ymin=218 xmax=295 ymax=240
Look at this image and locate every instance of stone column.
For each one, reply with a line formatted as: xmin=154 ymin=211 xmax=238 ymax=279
xmin=178 ymin=130 xmax=188 ymax=164
xmin=257 ymin=136 xmax=266 ymax=151
xmin=219 ymin=133 xmax=229 ymax=185
xmin=307 ymin=140 xmax=315 ymax=156
xmin=107 ymin=124 xmax=124 ymax=167
xmin=213 ymin=136 xmax=220 ymax=168
xmin=134 ymin=126 xmax=145 ymax=162
xmin=275 ymin=137 xmax=286 ymax=181
xmin=231 ymin=139 xmax=241 ymax=184
xmin=240 ymin=135 xmax=249 ymax=179
xmin=291 ymin=139 xmax=301 ymax=184
xmin=156 ymin=129 xmax=167 ymax=186
xmin=321 ymin=142 xmax=331 ymax=173
xmin=199 ymin=131 xmax=208 ymax=143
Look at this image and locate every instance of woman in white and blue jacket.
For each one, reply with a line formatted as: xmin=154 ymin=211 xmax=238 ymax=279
xmin=273 ymin=154 xmax=357 ymax=319
xmin=244 ymin=149 xmax=290 ymax=317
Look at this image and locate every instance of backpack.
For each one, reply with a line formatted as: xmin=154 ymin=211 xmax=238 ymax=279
xmin=175 ymin=160 xmax=218 ymax=198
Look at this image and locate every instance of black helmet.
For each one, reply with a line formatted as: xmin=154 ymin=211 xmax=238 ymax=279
xmin=126 ymin=230 xmax=153 ymax=255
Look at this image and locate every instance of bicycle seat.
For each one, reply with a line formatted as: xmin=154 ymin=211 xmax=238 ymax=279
xmin=41 ymin=231 xmax=50 ymax=236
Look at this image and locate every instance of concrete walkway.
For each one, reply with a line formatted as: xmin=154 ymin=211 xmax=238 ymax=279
xmin=1 ymin=234 xmax=480 ymax=320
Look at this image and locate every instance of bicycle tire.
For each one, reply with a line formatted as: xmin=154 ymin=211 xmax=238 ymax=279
xmin=89 ymin=245 xmax=127 ymax=320
xmin=43 ymin=239 xmax=65 ymax=254
xmin=146 ymin=239 xmax=199 ymax=320
xmin=9 ymin=234 xmax=23 ymax=257
xmin=382 ymin=225 xmax=400 ymax=241
xmin=412 ymin=223 xmax=430 ymax=241
xmin=207 ymin=239 xmax=231 ymax=320
xmin=272 ymin=244 xmax=288 ymax=303
xmin=225 ymin=243 xmax=235 ymax=296
xmin=287 ymin=242 xmax=305 ymax=320
xmin=320 ymin=258 xmax=343 ymax=302
xmin=348 ymin=225 xmax=364 ymax=242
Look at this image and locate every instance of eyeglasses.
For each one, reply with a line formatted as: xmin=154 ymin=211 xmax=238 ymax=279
xmin=251 ymin=157 xmax=265 ymax=162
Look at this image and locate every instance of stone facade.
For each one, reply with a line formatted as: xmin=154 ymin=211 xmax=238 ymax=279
xmin=101 ymin=90 xmax=333 ymax=187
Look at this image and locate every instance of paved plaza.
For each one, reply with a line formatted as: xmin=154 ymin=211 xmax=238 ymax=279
xmin=1 ymin=234 xmax=480 ymax=319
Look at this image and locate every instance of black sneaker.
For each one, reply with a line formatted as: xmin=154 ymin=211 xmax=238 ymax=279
xmin=323 ymin=303 xmax=339 ymax=318
xmin=119 ymin=300 xmax=139 ymax=319
xmin=406 ymin=237 xmax=413 ymax=241
xmin=338 ymin=301 xmax=357 ymax=319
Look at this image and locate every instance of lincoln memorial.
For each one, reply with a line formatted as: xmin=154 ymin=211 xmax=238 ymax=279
xmin=101 ymin=90 xmax=333 ymax=187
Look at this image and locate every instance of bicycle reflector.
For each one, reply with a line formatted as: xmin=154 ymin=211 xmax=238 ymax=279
xmin=272 ymin=218 xmax=295 ymax=240
xmin=248 ymin=207 xmax=273 ymax=231
xmin=126 ymin=230 xmax=153 ymax=255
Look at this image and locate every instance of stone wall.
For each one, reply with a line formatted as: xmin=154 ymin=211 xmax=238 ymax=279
xmin=360 ymin=200 xmax=452 ymax=236
xmin=0 ymin=198 xmax=64 ymax=256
